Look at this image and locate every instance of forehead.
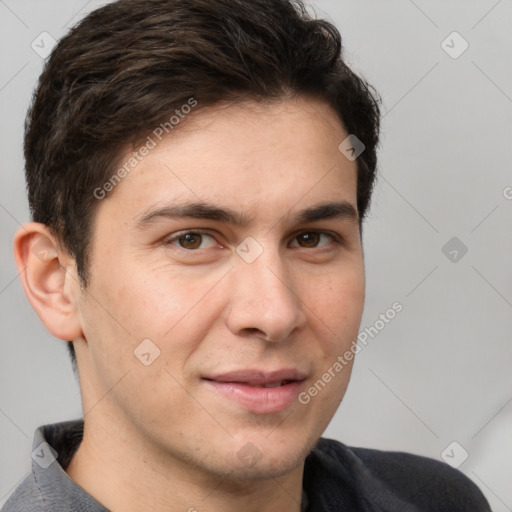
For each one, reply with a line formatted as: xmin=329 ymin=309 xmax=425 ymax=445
xmin=97 ymin=97 xmax=358 ymax=224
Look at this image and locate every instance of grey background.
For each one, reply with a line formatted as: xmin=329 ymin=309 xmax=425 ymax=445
xmin=1 ymin=0 xmax=511 ymax=510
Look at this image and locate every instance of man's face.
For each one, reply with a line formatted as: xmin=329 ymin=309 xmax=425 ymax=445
xmin=73 ymin=97 xmax=365 ymax=479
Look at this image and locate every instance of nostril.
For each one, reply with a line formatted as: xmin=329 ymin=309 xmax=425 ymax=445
xmin=242 ymin=327 xmax=278 ymax=342
xmin=244 ymin=327 xmax=263 ymax=336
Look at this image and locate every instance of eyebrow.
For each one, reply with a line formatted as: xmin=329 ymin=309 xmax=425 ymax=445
xmin=134 ymin=200 xmax=358 ymax=229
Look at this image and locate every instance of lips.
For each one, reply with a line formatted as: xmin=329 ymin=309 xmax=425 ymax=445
xmin=203 ymin=369 xmax=307 ymax=414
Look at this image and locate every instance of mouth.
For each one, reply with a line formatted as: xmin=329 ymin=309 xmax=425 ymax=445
xmin=243 ymin=380 xmax=295 ymax=388
xmin=202 ymin=369 xmax=307 ymax=414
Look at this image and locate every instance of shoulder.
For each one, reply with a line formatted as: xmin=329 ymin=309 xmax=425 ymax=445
xmin=310 ymin=438 xmax=491 ymax=512
xmin=1 ymin=473 xmax=46 ymax=512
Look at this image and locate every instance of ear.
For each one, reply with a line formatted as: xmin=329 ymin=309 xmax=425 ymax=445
xmin=13 ymin=222 xmax=83 ymax=341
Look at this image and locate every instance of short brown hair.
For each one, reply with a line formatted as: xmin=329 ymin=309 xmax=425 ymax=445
xmin=24 ymin=0 xmax=380 ymax=366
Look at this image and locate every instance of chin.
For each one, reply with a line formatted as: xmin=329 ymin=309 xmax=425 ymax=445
xmin=225 ymin=453 xmax=306 ymax=482
xmin=223 ymin=431 xmax=318 ymax=481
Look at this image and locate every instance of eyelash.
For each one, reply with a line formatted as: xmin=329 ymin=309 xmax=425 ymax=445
xmin=162 ymin=229 xmax=342 ymax=251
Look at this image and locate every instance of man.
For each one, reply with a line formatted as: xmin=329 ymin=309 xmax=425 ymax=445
xmin=4 ymin=0 xmax=491 ymax=510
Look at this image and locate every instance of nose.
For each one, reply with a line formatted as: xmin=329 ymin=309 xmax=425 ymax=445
xmin=225 ymin=244 xmax=307 ymax=342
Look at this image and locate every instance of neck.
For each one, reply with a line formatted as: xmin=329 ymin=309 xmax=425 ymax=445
xmin=65 ymin=418 xmax=305 ymax=512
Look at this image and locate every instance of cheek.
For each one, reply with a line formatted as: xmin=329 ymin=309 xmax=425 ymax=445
xmin=84 ymin=259 xmax=228 ymax=366
xmin=298 ymin=264 xmax=365 ymax=392
xmin=306 ymin=264 xmax=365 ymax=333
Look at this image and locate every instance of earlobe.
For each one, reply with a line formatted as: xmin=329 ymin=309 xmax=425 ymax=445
xmin=13 ymin=222 xmax=83 ymax=341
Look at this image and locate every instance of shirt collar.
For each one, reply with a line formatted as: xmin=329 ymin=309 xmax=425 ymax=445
xmin=32 ymin=419 xmax=109 ymax=511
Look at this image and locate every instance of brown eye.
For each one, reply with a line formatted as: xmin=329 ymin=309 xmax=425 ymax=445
xmin=165 ymin=231 xmax=218 ymax=250
xmin=178 ymin=233 xmax=203 ymax=249
xmin=297 ymin=232 xmax=320 ymax=248
xmin=291 ymin=232 xmax=336 ymax=249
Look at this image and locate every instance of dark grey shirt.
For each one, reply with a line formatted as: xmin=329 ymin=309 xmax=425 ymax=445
xmin=2 ymin=419 xmax=491 ymax=512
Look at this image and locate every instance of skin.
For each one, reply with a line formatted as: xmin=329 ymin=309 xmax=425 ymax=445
xmin=14 ymin=96 xmax=365 ymax=512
